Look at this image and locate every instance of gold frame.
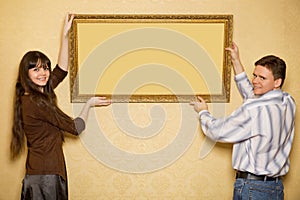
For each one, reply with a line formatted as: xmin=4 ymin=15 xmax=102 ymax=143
xmin=69 ymin=14 xmax=233 ymax=103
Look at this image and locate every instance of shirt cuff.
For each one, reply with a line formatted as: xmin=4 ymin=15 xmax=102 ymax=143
xmin=198 ymin=110 xmax=209 ymax=117
xmin=234 ymin=71 xmax=247 ymax=82
xmin=74 ymin=117 xmax=86 ymax=135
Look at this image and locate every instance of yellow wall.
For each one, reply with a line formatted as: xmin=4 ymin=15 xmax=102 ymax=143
xmin=1 ymin=0 xmax=299 ymax=199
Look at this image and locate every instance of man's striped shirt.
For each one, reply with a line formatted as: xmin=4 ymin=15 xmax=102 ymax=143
xmin=199 ymin=72 xmax=296 ymax=177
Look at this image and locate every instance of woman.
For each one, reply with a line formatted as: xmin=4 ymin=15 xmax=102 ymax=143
xmin=11 ymin=14 xmax=111 ymax=199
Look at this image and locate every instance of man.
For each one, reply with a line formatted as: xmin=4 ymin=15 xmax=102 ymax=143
xmin=190 ymin=42 xmax=296 ymax=199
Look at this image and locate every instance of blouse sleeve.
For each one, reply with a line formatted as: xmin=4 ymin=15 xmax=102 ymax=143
xmin=22 ymin=96 xmax=86 ymax=136
xmin=41 ymin=108 xmax=86 ymax=135
xmin=51 ymin=65 xmax=68 ymax=89
xmin=34 ymin=102 xmax=84 ymax=135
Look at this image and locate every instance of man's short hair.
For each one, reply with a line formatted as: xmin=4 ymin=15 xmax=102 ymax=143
xmin=255 ymin=55 xmax=286 ymax=87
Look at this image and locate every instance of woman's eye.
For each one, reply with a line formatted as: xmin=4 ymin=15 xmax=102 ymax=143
xmin=33 ymin=68 xmax=39 ymax=72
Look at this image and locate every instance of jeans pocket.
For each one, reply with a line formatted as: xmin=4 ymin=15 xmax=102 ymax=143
xmin=249 ymin=181 xmax=283 ymax=200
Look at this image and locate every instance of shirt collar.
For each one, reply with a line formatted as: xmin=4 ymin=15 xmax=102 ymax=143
xmin=255 ymin=89 xmax=283 ymax=99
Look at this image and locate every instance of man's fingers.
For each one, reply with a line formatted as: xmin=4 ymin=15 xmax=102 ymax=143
xmin=197 ymin=96 xmax=205 ymax=103
xmin=69 ymin=14 xmax=74 ymax=22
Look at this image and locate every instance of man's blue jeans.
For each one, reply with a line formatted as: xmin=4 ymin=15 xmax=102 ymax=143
xmin=233 ymin=178 xmax=284 ymax=200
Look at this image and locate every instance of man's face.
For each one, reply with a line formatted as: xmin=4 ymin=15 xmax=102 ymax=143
xmin=252 ymin=65 xmax=278 ymax=95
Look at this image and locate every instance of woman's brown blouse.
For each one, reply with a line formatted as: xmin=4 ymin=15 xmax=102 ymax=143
xmin=21 ymin=65 xmax=85 ymax=180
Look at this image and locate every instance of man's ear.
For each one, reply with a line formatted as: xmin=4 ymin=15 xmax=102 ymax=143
xmin=274 ymin=78 xmax=282 ymax=88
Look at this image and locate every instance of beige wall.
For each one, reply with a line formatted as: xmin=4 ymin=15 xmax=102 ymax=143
xmin=1 ymin=0 xmax=299 ymax=199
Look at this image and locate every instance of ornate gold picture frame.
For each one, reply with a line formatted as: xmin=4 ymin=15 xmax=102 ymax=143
xmin=69 ymin=14 xmax=233 ymax=103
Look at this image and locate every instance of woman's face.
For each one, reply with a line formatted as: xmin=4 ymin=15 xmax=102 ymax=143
xmin=28 ymin=62 xmax=50 ymax=88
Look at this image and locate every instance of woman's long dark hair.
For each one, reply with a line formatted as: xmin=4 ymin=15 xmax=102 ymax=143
xmin=11 ymin=51 xmax=71 ymax=159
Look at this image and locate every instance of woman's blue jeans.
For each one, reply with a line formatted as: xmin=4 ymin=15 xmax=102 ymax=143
xmin=233 ymin=178 xmax=284 ymax=200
